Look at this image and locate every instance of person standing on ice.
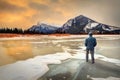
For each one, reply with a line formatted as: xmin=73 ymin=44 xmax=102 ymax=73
xmin=85 ymin=32 xmax=97 ymax=64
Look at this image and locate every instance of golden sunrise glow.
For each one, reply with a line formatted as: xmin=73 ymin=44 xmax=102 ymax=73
xmin=0 ymin=0 xmax=120 ymax=29
xmin=4 ymin=40 xmax=33 ymax=60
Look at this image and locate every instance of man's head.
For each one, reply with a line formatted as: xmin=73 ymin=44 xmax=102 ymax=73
xmin=88 ymin=32 xmax=93 ymax=36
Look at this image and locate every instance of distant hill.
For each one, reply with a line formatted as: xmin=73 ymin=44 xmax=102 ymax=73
xmin=27 ymin=15 xmax=120 ymax=34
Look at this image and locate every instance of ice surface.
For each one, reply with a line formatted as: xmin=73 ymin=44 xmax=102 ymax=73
xmin=0 ymin=35 xmax=120 ymax=80
xmin=0 ymin=52 xmax=71 ymax=80
xmin=71 ymin=47 xmax=120 ymax=66
xmin=0 ymin=47 xmax=119 ymax=80
xmin=0 ymin=61 xmax=48 ymax=80
xmin=0 ymin=44 xmax=120 ymax=80
xmin=92 ymin=76 xmax=120 ymax=80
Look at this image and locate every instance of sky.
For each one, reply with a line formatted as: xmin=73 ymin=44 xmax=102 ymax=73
xmin=0 ymin=0 xmax=120 ymax=29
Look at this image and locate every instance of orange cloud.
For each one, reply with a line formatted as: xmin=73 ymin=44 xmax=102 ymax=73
xmin=0 ymin=0 xmax=120 ymax=29
xmin=0 ymin=13 xmax=22 ymax=23
xmin=6 ymin=0 xmax=28 ymax=8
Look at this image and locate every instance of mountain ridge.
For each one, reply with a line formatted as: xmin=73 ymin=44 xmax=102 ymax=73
xmin=28 ymin=15 xmax=120 ymax=34
xmin=28 ymin=23 xmax=58 ymax=34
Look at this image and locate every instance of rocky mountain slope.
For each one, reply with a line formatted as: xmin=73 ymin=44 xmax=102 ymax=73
xmin=60 ymin=15 xmax=120 ymax=34
xmin=28 ymin=15 xmax=120 ymax=34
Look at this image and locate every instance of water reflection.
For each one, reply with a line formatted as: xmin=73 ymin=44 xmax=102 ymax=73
xmin=0 ymin=36 xmax=120 ymax=66
xmin=96 ymin=39 xmax=120 ymax=59
xmin=0 ymin=39 xmax=64 ymax=66
xmin=0 ymin=40 xmax=33 ymax=65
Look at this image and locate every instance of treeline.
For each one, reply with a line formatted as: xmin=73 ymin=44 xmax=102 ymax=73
xmin=0 ymin=27 xmax=120 ymax=34
xmin=0 ymin=28 xmax=40 ymax=34
xmin=0 ymin=28 xmax=24 ymax=34
xmin=0 ymin=27 xmax=66 ymax=34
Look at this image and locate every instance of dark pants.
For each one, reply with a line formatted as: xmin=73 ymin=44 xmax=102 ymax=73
xmin=86 ymin=49 xmax=95 ymax=63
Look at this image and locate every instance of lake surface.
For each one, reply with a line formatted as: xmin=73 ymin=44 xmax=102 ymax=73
xmin=0 ymin=35 xmax=120 ymax=66
xmin=0 ymin=35 xmax=120 ymax=80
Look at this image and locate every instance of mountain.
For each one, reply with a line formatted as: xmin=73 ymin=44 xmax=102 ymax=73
xmin=28 ymin=23 xmax=58 ymax=34
xmin=60 ymin=15 xmax=120 ymax=34
xmin=28 ymin=15 xmax=120 ymax=34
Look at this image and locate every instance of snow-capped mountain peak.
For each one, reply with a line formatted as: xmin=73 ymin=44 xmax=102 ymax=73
xmin=60 ymin=15 xmax=120 ymax=34
xmin=28 ymin=23 xmax=58 ymax=34
xmin=27 ymin=15 xmax=120 ymax=34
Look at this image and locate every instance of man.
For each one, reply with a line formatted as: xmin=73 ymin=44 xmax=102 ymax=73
xmin=85 ymin=32 xmax=97 ymax=64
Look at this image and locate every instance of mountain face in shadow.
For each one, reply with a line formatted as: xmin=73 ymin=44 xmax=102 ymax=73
xmin=60 ymin=15 xmax=120 ymax=34
xmin=60 ymin=15 xmax=95 ymax=34
xmin=28 ymin=15 xmax=120 ymax=34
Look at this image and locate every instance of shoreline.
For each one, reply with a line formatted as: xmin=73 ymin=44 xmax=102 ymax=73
xmin=0 ymin=33 xmax=119 ymax=38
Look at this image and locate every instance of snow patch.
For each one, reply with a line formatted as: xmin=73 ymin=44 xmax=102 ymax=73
xmin=0 ymin=52 xmax=72 ymax=80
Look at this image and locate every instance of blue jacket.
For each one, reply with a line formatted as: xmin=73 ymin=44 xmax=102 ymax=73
xmin=85 ymin=36 xmax=97 ymax=50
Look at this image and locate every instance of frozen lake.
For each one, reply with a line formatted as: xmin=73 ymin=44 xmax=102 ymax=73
xmin=0 ymin=35 xmax=120 ymax=80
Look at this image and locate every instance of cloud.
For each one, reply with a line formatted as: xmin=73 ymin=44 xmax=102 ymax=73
xmin=0 ymin=0 xmax=120 ymax=29
xmin=0 ymin=0 xmax=37 ymax=29
xmin=29 ymin=2 xmax=50 ymax=11
xmin=0 ymin=0 xmax=26 ymax=13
